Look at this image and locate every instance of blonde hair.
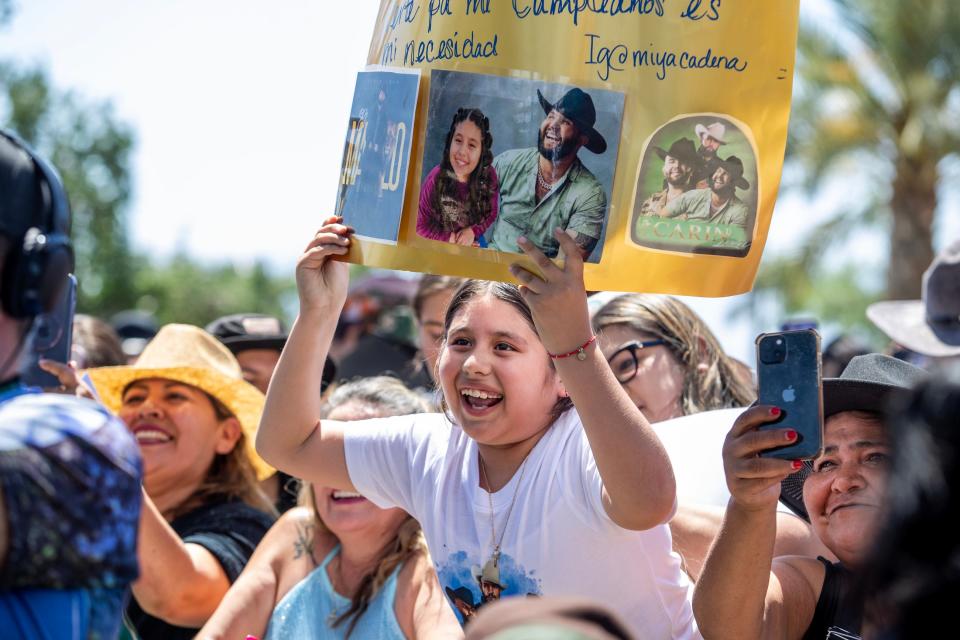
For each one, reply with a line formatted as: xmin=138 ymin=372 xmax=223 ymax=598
xmin=592 ymin=294 xmax=756 ymax=415
xmin=303 ymin=376 xmax=429 ymax=638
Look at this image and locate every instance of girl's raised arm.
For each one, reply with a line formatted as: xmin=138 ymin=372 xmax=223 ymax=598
xmin=509 ymin=230 xmax=676 ymax=530
xmin=256 ymin=216 xmax=355 ymax=490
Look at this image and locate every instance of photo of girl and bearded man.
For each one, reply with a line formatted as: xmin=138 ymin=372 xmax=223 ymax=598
xmin=416 ymin=70 xmax=624 ymax=263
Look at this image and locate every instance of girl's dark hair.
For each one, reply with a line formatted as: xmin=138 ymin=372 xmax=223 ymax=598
xmin=857 ymin=373 xmax=960 ymax=635
xmin=441 ymin=280 xmax=573 ymax=421
xmin=429 ymin=108 xmax=495 ymax=235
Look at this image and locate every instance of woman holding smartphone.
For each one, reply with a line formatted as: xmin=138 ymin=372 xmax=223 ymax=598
xmin=693 ymin=354 xmax=925 ymax=640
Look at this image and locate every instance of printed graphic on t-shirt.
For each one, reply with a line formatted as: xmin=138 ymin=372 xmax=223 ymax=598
xmin=437 ymin=550 xmax=543 ymax=625
xmin=825 ymin=627 xmax=861 ymax=639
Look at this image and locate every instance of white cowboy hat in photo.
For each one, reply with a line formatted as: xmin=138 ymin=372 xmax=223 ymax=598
xmin=867 ymin=239 xmax=960 ymax=358
xmin=694 ymin=122 xmax=728 ymax=144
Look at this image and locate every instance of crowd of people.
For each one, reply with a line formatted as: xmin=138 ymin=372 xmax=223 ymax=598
xmin=1 ymin=124 xmax=958 ymax=640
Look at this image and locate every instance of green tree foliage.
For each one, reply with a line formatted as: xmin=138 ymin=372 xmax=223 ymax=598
xmin=755 ymin=0 xmax=960 ymax=334
xmin=131 ymin=253 xmax=295 ymax=327
xmin=1 ymin=62 xmax=139 ymax=314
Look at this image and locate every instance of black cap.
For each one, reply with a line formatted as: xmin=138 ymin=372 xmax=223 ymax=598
xmin=206 ymin=313 xmax=338 ymax=391
xmin=206 ymin=313 xmax=288 ymax=353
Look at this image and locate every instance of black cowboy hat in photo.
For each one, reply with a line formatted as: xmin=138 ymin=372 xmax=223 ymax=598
xmin=716 ymin=155 xmax=750 ymax=190
xmin=207 ymin=312 xmax=338 ymax=391
xmin=866 ymin=239 xmax=960 ymax=358
xmin=445 ymin=586 xmax=477 ymax=607
xmin=779 ymin=353 xmax=927 ymax=520
xmin=653 ymin=137 xmax=702 ymax=169
xmin=536 ymin=88 xmax=607 ymax=154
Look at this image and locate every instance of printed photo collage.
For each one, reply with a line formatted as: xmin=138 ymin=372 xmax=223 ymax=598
xmin=336 ymin=69 xmax=759 ymax=262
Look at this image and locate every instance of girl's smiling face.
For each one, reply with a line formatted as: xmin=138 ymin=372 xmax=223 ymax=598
xmin=449 ymin=119 xmax=483 ymax=183
xmin=438 ymin=294 xmax=564 ymax=446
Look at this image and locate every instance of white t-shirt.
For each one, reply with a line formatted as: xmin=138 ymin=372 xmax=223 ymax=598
xmin=653 ymin=408 xmax=796 ymax=514
xmin=344 ymin=408 xmax=698 ymax=639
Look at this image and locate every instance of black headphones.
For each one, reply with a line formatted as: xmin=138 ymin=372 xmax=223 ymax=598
xmin=0 ymin=128 xmax=74 ymax=319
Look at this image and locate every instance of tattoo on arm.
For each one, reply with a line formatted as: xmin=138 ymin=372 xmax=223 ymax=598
xmin=571 ymin=232 xmax=598 ymax=259
xmin=292 ymin=522 xmax=316 ymax=565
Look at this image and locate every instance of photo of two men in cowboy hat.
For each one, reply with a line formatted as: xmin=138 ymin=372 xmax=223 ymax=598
xmin=630 ymin=115 xmax=759 ymax=257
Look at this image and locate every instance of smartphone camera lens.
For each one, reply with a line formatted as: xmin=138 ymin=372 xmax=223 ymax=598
xmin=759 ymin=335 xmax=787 ymax=364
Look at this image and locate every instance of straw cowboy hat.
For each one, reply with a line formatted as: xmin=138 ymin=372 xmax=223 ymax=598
xmin=694 ymin=122 xmax=728 ymax=144
xmin=87 ymin=323 xmax=274 ymax=480
xmin=779 ymin=353 xmax=926 ymax=520
xmin=867 ymin=239 xmax=960 ymax=358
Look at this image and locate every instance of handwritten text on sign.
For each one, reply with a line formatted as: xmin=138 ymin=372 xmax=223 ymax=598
xmin=378 ymin=0 xmax=745 ymax=82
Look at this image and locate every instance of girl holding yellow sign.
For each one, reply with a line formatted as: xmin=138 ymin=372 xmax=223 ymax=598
xmin=256 ymin=216 xmax=697 ymax=637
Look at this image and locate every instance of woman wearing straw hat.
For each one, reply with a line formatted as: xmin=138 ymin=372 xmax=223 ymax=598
xmin=88 ymin=324 xmax=275 ymax=640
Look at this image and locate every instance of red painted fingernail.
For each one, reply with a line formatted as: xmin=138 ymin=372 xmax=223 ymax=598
xmin=792 ymin=460 xmax=804 ymax=470
xmin=786 ymin=429 xmax=797 ymax=441
xmin=770 ymin=407 xmax=781 ymax=417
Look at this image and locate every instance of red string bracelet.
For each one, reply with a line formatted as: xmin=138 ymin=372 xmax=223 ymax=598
xmin=548 ymin=335 xmax=597 ymax=361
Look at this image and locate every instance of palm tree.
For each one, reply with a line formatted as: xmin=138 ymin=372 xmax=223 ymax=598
xmin=782 ymin=0 xmax=960 ymax=300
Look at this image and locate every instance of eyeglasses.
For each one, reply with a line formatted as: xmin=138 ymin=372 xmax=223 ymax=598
xmin=606 ymin=339 xmax=667 ymax=384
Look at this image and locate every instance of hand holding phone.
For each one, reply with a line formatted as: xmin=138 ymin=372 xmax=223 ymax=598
xmin=21 ymin=274 xmax=77 ymax=389
xmin=755 ymin=329 xmax=823 ymax=460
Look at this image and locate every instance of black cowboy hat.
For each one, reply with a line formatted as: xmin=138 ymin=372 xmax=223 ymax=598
xmin=653 ymin=137 xmax=702 ymax=169
xmin=206 ymin=313 xmax=337 ymax=391
xmin=779 ymin=353 xmax=927 ymax=521
xmin=446 ymin=586 xmax=477 ymax=606
xmin=536 ymin=88 xmax=607 ymax=154
xmin=715 ymin=155 xmax=750 ymax=190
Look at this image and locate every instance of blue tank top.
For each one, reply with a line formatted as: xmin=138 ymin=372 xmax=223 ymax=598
xmin=265 ymin=545 xmax=406 ymax=640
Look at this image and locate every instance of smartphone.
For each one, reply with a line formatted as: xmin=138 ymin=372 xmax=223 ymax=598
xmin=21 ymin=274 xmax=77 ymax=388
xmin=755 ymin=329 xmax=824 ymax=460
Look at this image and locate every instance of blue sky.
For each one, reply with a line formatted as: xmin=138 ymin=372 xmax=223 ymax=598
xmin=4 ymin=0 xmax=954 ymax=361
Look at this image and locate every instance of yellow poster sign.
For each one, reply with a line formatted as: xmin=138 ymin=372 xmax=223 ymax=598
xmin=338 ymin=0 xmax=800 ymax=296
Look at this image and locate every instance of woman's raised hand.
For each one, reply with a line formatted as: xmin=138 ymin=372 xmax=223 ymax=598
xmin=296 ymin=216 xmax=353 ymax=315
xmin=508 ymin=228 xmax=592 ymax=355
xmin=722 ymin=405 xmax=803 ymax=512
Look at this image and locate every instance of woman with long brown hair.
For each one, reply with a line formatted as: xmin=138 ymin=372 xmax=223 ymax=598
xmin=592 ymin=293 xmax=755 ymax=422
xmin=199 ymin=376 xmax=461 ymax=639
xmin=88 ymin=324 xmax=275 ymax=639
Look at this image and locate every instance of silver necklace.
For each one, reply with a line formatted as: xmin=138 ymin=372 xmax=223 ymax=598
xmin=478 ymin=451 xmax=530 ymax=569
xmin=536 ymin=164 xmax=553 ymax=192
